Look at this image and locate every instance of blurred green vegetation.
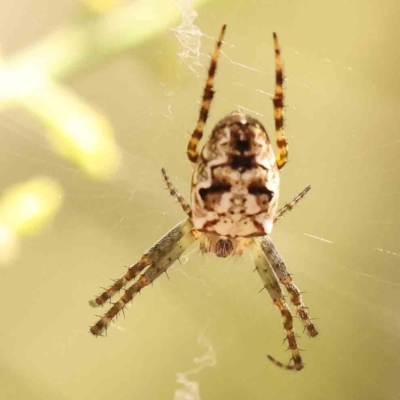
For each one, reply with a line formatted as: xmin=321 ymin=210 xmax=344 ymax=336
xmin=0 ymin=0 xmax=209 ymax=264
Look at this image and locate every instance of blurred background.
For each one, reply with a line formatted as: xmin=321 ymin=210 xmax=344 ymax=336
xmin=0 ymin=0 xmax=399 ymax=399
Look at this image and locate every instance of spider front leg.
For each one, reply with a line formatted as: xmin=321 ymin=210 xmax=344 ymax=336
xmin=259 ymin=236 xmax=318 ymax=338
xmin=250 ymin=240 xmax=304 ymax=371
xmin=89 ymin=218 xmax=199 ymax=336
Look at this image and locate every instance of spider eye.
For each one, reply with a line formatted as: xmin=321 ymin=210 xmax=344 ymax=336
xmin=199 ymin=184 xmax=231 ymax=199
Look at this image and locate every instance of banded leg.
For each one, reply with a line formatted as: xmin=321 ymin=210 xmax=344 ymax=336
xmin=89 ymin=219 xmax=198 ymax=336
xmin=161 ymin=168 xmax=192 ymax=218
xmin=187 ymin=24 xmax=227 ymax=163
xmin=274 ymin=185 xmax=311 ymax=223
xmin=272 ymin=33 xmax=289 ymax=170
xmin=89 ymin=218 xmax=193 ymax=307
xmin=90 ymin=258 xmax=151 ymax=308
xmin=250 ymin=240 xmax=304 ymax=371
xmin=259 ymin=236 xmax=318 ymax=338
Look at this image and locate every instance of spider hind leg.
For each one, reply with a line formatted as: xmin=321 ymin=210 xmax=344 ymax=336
xmin=272 ymin=32 xmax=289 ymax=170
xmin=187 ymin=24 xmax=227 ymax=163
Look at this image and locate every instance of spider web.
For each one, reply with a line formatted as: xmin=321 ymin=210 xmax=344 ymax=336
xmin=0 ymin=0 xmax=399 ymax=400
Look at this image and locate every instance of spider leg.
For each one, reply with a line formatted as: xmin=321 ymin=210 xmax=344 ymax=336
xmin=90 ymin=257 xmax=151 ymax=308
xmin=161 ymin=168 xmax=192 ymax=218
xmin=272 ymin=33 xmax=289 ymax=170
xmin=187 ymin=24 xmax=227 ymax=164
xmin=89 ymin=219 xmax=199 ymax=336
xmin=274 ymin=185 xmax=311 ymax=223
xmin=259 ymin=236 xmax=318 ymax=338
xmin=250 ymin=239 xmax=304 ymax=371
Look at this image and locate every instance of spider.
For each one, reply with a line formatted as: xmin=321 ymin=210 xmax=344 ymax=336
xmin=89 ymin=25 xmax=318 ymax=371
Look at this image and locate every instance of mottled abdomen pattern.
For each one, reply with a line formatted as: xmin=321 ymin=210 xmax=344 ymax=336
xmin=191 ymin=112 xmax=279 ymax=237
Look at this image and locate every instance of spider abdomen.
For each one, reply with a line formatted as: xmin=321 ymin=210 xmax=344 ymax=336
xmin=191 ymin=112 xmax=280 ymax=238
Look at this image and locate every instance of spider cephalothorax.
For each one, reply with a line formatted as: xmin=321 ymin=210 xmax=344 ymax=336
xmin=199 ymin=233 xmax=252 ymax=258
xmin=192 ymin=112 xmax=279 ymax=238
xmin=89 ymin=25 xmax=317 ymax=372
